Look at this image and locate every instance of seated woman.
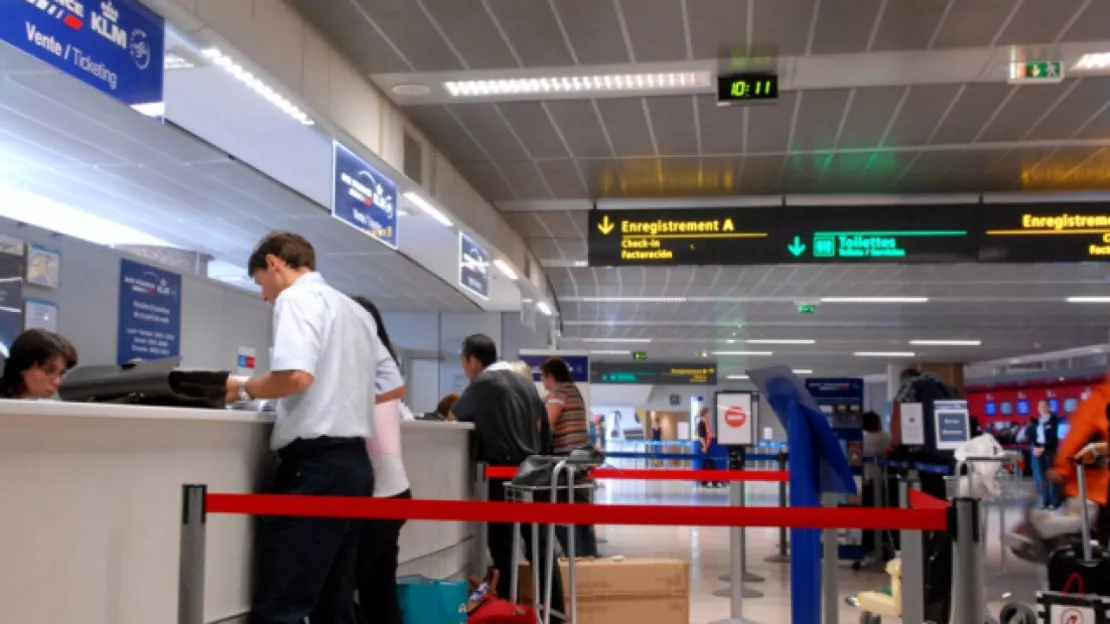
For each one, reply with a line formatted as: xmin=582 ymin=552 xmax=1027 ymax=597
xmin=0 ymin=329 xmax=78 ymax=399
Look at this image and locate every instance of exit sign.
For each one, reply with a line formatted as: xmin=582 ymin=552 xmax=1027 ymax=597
xmin=1009 ymin=61 xmax=1064 ymax=84
xmin=633 ymin=351 xmax=648 ymax=360
xmin=798 ymin=304 xmax=817 ymax=314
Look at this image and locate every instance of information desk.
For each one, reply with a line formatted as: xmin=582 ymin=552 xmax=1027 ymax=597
xmin=0 ymin=401 xmax=474 ymax=624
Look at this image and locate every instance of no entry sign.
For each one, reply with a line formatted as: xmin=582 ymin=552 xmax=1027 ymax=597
xmin=716 ymin=391 xmax=756 ymax=447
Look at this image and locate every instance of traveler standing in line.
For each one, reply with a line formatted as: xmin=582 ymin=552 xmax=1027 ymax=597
xmin=226 ymin=232 xmax=397 ymax=624
xmin=1034 ymin=399 xmax=1061 ymax=509
xmin=0 ymin=329 xmax=78 ymax=399
xmin=697 ymin=407 xmax=721 ymax=487
xmin=540 ymin=356 xmax=598 ymax=557
xmin=350 ymin=296 xmax=410 ymax=624
xmin=449 ymin=335 xmax=566 ymax=621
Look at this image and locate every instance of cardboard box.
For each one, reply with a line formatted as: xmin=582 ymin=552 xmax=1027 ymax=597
xmin=519 ymin=557 xmax=689 ymax=624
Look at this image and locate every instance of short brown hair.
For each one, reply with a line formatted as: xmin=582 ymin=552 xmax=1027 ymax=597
xmin=248 ymin=232 xmax=316 ymax=273
xmin=436 ymin=393 xmax=460 ymax=417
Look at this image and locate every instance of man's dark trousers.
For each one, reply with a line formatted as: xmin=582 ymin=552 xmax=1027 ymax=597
xmin=251 ymin=438 xmax=374 ymax=624
xmin=487 ymin=478 xmax=566 ymax=618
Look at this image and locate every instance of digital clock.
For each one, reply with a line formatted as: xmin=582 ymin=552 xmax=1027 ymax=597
xmin=717 ymin=73 xmax=778 ymax=104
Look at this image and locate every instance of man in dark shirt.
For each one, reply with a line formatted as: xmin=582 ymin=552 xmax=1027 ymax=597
xmin=450 ymin=334 xmax=565 ymax=620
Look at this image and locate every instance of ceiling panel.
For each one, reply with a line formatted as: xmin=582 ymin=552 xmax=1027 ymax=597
xmin=485 ymin=0 xmax=575 ymax=67
xmin=931 ymin=0 xmax=1019 ymax=49
xmin=421 ymin=0 xmax=519 ymax=70
xmin=1024 ymin=78 xmax=1110 ymax=141
xmin=686 ymin=0 xmax=750 ymax=61
xmin=448 ymin=103 xmax=530 ymax=160
xmin=1061 ymin=0 xmax=1110 ymax=42
xmin=975 ymin=82 xmax=1075 ymax=144
xmin=870 ymin=0 xmax=951 ymax=51
xmin=995 ymin=0 xmax=1089 ymax=46
xmin=883 ymin=83 xmax=964 ymax=146
xmin=809 ymin=0 xmax=883 ymax=55
xmin=497 ymin=102 xmax=571 ymax=160
xmin=406 ymin=105 xmax=490 ymax=162
xmin=456 ymin=160 xmax=517 ymax=200
xmin=620 ymin=0 xmax=690 ymax=63
xmin=351 ymin=0 xmax=463 ymax=71
xmin=553 ymin=0 xmax=631 ymax=66
xmin=788 ymin=89 xmax=853 ymax=152
xmin=289 ymin=0 xmax=412 ymax=74
xmin=595 ymin=98 xmax=656 ymax=157
xmin=836 ymin=86 xmax=907 ymax=149
xmin=647 ymin=96 xmax=700 ymax=155
xmin=750 ymin=0 xmax=819 ymax=57
xmin=536 ymin=159 xmax=589 ymax=197
xmin=498 ymin=161 xmax=552 ymax=198
xmin=744 ymin=91 xmax=801 ymax=154
xmin=695 ymin=94 xmax=747 ymax=155
xmin=544 ymin=100 xmax=614 ymax=158
xmin=930 ymin=82 xmax=1016 ymax=145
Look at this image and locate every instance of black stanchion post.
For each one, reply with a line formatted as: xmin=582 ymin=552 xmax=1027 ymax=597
xmin=765 ymin=449 xmax=789 ymax=564
xmin=472 ymin=462 xmax=490 ymax=578
xmin=178 ymin=484 xmax=207 ymax=624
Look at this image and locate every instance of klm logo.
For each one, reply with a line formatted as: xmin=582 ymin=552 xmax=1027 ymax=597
xmin=91 ymin=1 xmax=127 ymax=49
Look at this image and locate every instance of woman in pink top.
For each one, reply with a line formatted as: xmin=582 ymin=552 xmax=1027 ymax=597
xmin=351 ymin=296 xmax=410 ymax=624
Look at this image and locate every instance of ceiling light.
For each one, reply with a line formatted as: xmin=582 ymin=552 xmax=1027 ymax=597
xmin=164 ymin=52 xmax=196 ymax=70
xmin=392 ymin=84 xmax=431 ymax=96
xmin=581 ymin=338 xmax=652 ymax=344
xmin=590 ymin=350 xmax=631 ymax=356
xmin=403 ymin=192 xmax=453 ymax=227
xmin=536 ymin=302 xmax=552 ymax=316
xmin=201 ymin=47 xmax=314 ymax=126
xmin=712 ymin=351 xmax=774 ymax=357
xmin=1075 ymin=53 xmax=1110 ymax=71
xmin=820 ymin=297 xmax=929 ymax=304
xmin=493 ymin=259 xmax=517 ymax=280
xmin=792 ymin=369 xmax=813 ymax=375
xmin=854 ymin=351 xmax=916 ymax=358
xmin=727 ymin=375 xmax=750 ymax=380
xmin=131 ymin=102 xmax=165 ymax=118
xmin=581 ymin=296 xmax=688 ymax=303
xmin=573 ymin=260 xmax=588 ymax=267
xmin=443 ymin=71 xmax=711 ymax=98
xmin=744 ymin=339 xmax=816 ymax=345
xmin=1067 ymin=296 xmax=1110 ymax=303
xmin=909 ymin=340 xmax=982 ymax=346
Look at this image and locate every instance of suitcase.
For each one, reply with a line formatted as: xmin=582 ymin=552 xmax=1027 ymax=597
xmin=1047 ymin=463 xmax=1110 ymax=595
xmin=468 ymin=598 xmax=536 ymax=623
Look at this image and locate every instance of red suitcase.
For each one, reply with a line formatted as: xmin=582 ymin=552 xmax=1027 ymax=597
xmin=468 ymin=598 xmax=536 ymax=623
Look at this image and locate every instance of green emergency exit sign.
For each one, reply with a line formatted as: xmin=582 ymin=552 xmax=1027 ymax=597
xmin=798 ymin=304 xmax=817 ymax=314
xmin=633 ymin=351 xmax=648 ymax=360
xmin=1009 ymin=61 xmax=1064 ymax=83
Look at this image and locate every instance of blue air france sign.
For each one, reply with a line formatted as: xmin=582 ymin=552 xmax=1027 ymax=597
xmin=0 ymin=0 xmax=165 ymax=107
xmin=332 ymin=142 xmax=399 ymax=249
xmin=458 ymin=232 xmax=491 ymax=299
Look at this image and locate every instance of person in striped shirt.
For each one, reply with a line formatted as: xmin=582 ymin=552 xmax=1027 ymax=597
xmin=539 ymin=357 xmax=589 ymax=454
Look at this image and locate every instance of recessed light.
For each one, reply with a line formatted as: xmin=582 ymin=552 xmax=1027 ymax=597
xmin=909 ymin=340 xmax=981 ymax=346
xmin=744 ymin=339 xmax=816 ymax=345
xmin=1075 ymin=53 xmax=1110 ymax=71
xmin=581 ymin=338 xmax=652 ymax=343
xmin=711 ymin=351 xmax=774 ymax=356
xmin=581 ymin=296 xmax=688 ymax=303
xmin=854 ymin=351 xmax=915 ymax=358
xmin=820 ymin=297 xmax=928 ymax=304
xmin=443 ymin=71 xmax=712 ymax=98
xmin=392 ymin=84 xmax=431 ymax=96
xmin=1067 ymin=296 xmax=1110 ymax=303
xmin=727 ymin=374 xmax=750 ymax=380
xmin=403 ymin=192 xmax=453 ymax=227
xmin=493 ymin=259 xmax=517 ymax=280
xmin=792 ymin=369 xmax=813 ymax=375
xmin=589 ymin=350 xmax=632 ymax=355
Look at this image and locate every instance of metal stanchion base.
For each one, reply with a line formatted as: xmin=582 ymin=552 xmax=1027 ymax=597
xmin=713 ymin=586 xmax=763 ymax=599
xmin=763 ymin=554 xmax=790 ymax=563
xmin=718 ymin=572 xmax=765 ymax=583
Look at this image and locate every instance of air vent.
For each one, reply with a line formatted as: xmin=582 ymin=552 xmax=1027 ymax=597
xmin=403 ymin=132 xmax=423 ymax=186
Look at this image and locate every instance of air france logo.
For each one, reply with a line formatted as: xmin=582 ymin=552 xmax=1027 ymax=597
xmin=27 ymin=0 xmax=85 ymax=30
xmin=356 ymin=170 xmax=395 ymax=217
xmin=140 ymin=271 xmax=177 ymax=300
xmin=461 ymin=248 xmax=490 ymax=277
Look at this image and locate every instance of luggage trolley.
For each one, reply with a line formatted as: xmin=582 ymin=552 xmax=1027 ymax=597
xmin=506 ymin=456 xmax=599 ymax=624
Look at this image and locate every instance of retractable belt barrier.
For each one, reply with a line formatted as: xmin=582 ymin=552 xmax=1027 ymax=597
xmin=483 ymin=464 xmax=789 ymax=482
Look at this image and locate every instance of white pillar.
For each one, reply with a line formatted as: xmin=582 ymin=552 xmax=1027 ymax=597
xmin=886 ymin=362 xmax=903 ymax=401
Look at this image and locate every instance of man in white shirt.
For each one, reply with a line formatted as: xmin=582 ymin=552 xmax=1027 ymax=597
xmin=226 ymin=232 xmax=399 ymax=624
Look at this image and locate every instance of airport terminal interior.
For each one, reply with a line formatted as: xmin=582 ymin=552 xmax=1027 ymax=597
xmin=3 ymin=0 xmax=1110 ymax=622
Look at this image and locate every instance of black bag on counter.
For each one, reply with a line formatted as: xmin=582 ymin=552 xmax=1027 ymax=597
xmin=58 ymin=357 xmax=229 ymax=409
xmin=511 ymin=446 xmax=607 ymax=488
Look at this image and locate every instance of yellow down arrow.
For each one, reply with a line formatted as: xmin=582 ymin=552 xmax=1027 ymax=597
xmin=597 ymin=214 xmax=615 ymax=235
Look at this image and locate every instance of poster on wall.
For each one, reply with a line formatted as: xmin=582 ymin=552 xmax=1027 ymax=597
xmin=117 ymin=259 xmax=181 ymax=365
xmin=24 ymin=298 xmax=57 ymax=333
xmin=26 ymin=244 xmax=60 ymax=288
xmin=0 ymin=234 xmax=24 ymax=256
xmin=0 ymin=253 xmax=25 ymax=356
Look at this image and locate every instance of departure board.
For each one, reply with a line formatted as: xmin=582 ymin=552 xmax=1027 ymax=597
xmin=591 ymin=362 xmax=718 ymax=386
xmin=777 ymin=204 xmax=977 ymax=263
xmin=978 ymin=203 xmax=1110 ymax=262
xmin=587 ymin=207 xmax=778 ymax=267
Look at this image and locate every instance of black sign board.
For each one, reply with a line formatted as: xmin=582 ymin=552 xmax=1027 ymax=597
xmin=777 ymin=204 xmax=978 ymax=263
xmin=588 ymin=207 xmax=778 ymax=267
xmin=978 ymin=203 xmax=1110 ymax=263
xmin=591 ymin=362 xmax=717 ymax=385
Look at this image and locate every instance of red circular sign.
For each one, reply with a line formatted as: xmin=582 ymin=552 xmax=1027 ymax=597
xmin=724 ymin=405 xmax=748 ymax=428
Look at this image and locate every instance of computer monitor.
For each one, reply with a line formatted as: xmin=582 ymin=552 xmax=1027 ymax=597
xmin=985 ymin=401 xmax=997 ymax=416
xmin=1017 ymin=399 xmax=1030 ymax=415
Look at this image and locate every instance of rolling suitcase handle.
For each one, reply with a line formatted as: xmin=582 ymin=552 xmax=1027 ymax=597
xmin=1076 ymin=461 xmax=1093 ymax=562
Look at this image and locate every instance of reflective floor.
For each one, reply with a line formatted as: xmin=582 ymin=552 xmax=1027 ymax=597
xmin=590 ymin=478 xmax=1042 ymax=623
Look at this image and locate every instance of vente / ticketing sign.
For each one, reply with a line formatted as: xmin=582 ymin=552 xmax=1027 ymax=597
xmin=332 ymin=142 xmax=399 ymax=249
xmin=0 ymin=0 xmax=165 ymax=107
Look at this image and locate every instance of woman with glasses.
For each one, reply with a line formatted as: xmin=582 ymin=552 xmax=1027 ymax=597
xmin=0 ymin=329 xmax=77 ymax=399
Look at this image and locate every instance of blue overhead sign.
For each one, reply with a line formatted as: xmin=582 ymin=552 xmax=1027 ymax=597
xmin=459 ymin=232 xmax=491 ymax=299
xmin=520 ymin=354 xmax=590 ymax=384
xmin=0 ymin=0 xmax=165 ymax=107
xmin=332 ymin=142 xmax=399 ymax=249
xmin=117 ymin=258 xmax=181 ymax=365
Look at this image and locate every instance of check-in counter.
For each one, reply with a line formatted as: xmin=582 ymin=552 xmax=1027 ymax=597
xmin=0 ymin=400 xmax=474 ymax=624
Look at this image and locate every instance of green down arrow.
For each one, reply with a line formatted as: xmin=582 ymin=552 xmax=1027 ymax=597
xmin=787 ymin=235 xmax=807 ymax=257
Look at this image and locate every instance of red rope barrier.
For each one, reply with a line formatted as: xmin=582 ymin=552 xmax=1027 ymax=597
xmin=908 ymin=489 xmax=951 ymax=510
xmin=483 ymin=466 xmax=789 ymax=482
xmin=205 ymin=493 xmax=947 ymax=531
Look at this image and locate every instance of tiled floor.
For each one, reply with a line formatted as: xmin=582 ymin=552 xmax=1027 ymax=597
xmin=589 ymin=479 xmax=1043 ymax=623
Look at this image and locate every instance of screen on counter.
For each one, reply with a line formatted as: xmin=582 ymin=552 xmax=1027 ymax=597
xmin=985 ymin=401 xmax=997 ymax=416
xmin=1065 ymin=398 xmax=1079 ymax=413
xmin=1017 ymin=399 xmax=1030 ymax=415
xmin=1001 ymin=402 xmax=1013 ymax=415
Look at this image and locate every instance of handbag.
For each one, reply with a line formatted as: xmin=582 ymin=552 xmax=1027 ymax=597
xmin=512 ymin=446 xmax=607 ymax=488
xmin=396 ymin=575 xmax=468 ymax=624
xmin=58 ymin=358 xmax=229 ymax=408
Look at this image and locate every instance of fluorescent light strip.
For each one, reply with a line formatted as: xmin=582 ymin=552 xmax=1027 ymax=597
xmin=820 ymin=297 xmax=929 ymax=304
xmin=164 ymin=52 xmax=196 ymax=70
xmin=492 ymin=258 xmax=517 ymax=280
xmin=581 ymin=338 xmax=652 ymax=343
xmin=581 ymin=296 xmax=688 ymax=303
xmin=536 ymin=302 xmax=553 ymax=316
xmin=403 ymin=192 xmax=453 ymax=227
xmin=443 ymin=72 xmax=710 ymax=98
xmin=909 ymin=340 xmax=981 ymax=346
xmin=1075 ymin=53 xmax=1110 ymax=71
xmin=201 ymin=48 xmax=314 ymax=126
xmin=727 ymin=375 xmax=750 ymax=380
xmin=743 ymin=339 xmax=816 ymax=345
xmin=1067 ymin=296 xmax=1110 ymax=303
xmin=590 ymin=350 xmax=631 ymax=355
xmin=712 ymin=351 xmax=774 ymax=357
xmin=854 ymin=351 xmax=916 ymax=358
xmin=131 ymin=102 xmax=165 ymax=118
xmin=792 ymin=369 xmax=813 ymax=375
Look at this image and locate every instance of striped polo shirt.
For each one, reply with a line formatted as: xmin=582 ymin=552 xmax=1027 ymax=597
xmin=546 ymin=381 xmax=590 ymax=454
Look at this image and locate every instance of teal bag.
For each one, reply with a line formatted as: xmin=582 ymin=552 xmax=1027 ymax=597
xmin=396 ymin=575 xmax=468 ymax=624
